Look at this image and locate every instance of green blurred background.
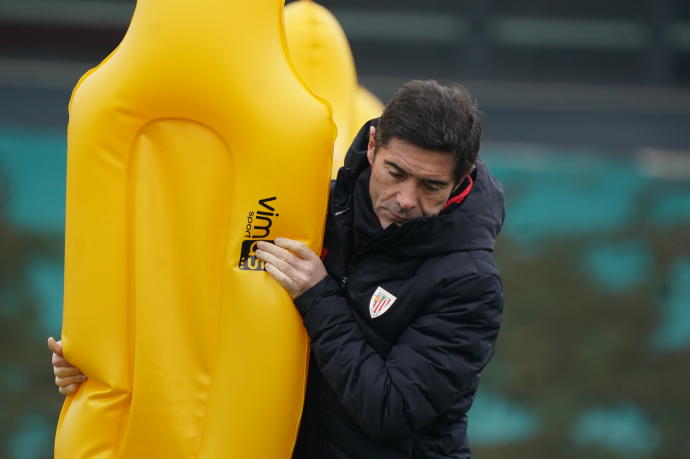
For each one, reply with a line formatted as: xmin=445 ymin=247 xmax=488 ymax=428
xmin=1 ymin=0 xmax=689 ymax=458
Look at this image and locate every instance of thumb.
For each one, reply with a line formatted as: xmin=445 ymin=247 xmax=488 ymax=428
xmin=47 ymin=337 xmax=63 ymax=357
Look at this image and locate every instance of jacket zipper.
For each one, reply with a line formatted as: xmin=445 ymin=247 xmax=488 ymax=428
xmin=330 ymin=203 xmax=350 ymax=288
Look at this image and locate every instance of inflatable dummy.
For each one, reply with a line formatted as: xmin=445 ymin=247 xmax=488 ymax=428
xmin=284 ymin=0 xmax=384 ymax=178
xmin=353 ymin=85 xmax=385 ymax=139
xmin=56 ymin=0 xmax=334 ymax=457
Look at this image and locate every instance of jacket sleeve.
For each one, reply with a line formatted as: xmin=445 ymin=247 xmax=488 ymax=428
xmin=293 ymin=272 xmax=503 ymax=442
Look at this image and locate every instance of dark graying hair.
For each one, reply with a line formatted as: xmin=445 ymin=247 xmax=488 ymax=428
xmin=376 ymin=80 xmax=482 ymax=182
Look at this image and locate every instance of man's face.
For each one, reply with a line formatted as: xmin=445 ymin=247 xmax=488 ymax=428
xmin=366 ymin=127 xmax=460 ymax=229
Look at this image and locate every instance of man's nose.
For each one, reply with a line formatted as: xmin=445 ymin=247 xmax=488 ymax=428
xmin=396 ymin=180 xmax=418 ymax=211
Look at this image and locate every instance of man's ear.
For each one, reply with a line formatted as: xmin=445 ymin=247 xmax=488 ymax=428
xmin=452 ymin=164 xmax=476 ymax=192
xmin=450 ymin=181 xmax=460 ymax=193
xmin=451 ymin=178 xmax=464 ymax=193
xmin=366 ymin=126 xmax=376 ymax=166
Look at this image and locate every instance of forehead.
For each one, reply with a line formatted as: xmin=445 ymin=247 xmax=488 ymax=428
xmin=377 ymin=138 xmax=455 ymax=183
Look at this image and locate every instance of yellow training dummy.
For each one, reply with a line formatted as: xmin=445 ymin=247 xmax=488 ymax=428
xmin=353 ymin=85 xmax=385 ymax=140
xmin=284 ymin=0 xmax=383 ymax=178
xmin=56 ymin=0 xmax=334 ymax=457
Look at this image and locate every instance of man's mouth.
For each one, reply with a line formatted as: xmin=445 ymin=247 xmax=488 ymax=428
xmin=388 ymin=211 xmax=408 ymax=224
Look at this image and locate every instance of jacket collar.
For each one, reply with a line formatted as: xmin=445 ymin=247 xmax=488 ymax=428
xmin=332 ymin=119 xmax=505 ymax=258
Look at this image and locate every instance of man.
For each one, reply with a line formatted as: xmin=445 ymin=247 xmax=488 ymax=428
xmin=51 ymin=80 xmax=505 ymax=458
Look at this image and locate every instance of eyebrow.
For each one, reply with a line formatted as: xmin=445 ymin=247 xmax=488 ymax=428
xmin=384 ymin=160 xmax=450 ymax=187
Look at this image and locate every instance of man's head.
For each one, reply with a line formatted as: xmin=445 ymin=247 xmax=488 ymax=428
xmin=366 ymin=80 xmax=482 ymax=228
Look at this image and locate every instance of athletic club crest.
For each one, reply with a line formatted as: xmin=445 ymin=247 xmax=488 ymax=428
xmin=369 ymin=286 xmax=397 ymax=319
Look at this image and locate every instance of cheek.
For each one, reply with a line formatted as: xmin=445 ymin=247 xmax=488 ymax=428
xmin=379 ymin=183 xmax=402 ymax=204
xmin=371 ymin=171 xmax=395 ymax=202
xmin=421 ymin=194 xmax=450 ymax=216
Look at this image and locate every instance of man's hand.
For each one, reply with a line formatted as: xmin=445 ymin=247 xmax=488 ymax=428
xmin=47 ymin=337 xmax=87 ymax=395
xmin=254 ymin=238 xmax=327 ymax=299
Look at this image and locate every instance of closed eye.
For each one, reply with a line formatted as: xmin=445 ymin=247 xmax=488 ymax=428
xmin=423 ymin=183 xmax=443 ymax=193
xmin=387 ymin=167 xmax=405 ymax=180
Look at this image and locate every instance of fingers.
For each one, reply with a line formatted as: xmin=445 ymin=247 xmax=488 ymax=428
xmin=54 ymin=368 xmax=87 ymax=396
xmin=254 ymin=238 xmax=327 ymax=299
xmin=256 ymin=238 xmax=317 ymax=263
xmin=256 ymin=240 xmax=297 ymax=265
xmin=58 ymin=383 xmax=81 ymax=396
xmin=52 ymin=352 xmax=73 ymax=368
xmin=53 ymin=359 xmax=87 ymax=396
xmin=55 ymin=374 xmax=87 ymax=388
xmin=50 ymin=335 xmax=74 ymax=368
xmin=264 ymin=263 xmax=296 ymax=295
xmin=54 ymin=365 xmax=83 ymax=378
xmin=255 ymin=245 xmax=295 ymax=275
xmin=47 ymin=336 xmax=63 ymax=356
xmin=274 ymin=238 xmax=318 ymax=261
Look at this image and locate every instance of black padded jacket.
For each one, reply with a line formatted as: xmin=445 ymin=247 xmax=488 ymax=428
xmin=293 ymin=120 xmax=505 ymax=458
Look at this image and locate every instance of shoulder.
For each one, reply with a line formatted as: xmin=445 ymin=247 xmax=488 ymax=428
xmin=418 ymin=250 xmax=501 ymax=289
xmin=412 ymin=250 xmax=503 ymax=319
